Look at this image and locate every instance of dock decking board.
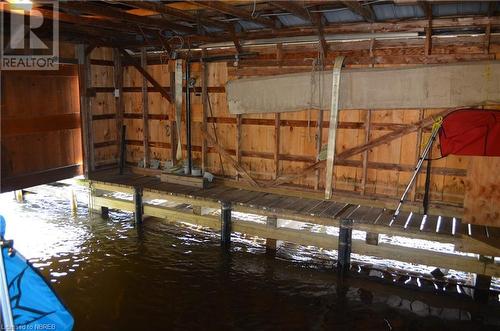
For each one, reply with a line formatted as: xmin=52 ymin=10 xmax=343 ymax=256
xmin=88 ymin=170 xmax=500 ymax=259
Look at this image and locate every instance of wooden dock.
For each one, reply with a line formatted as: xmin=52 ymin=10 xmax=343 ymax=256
xmin=89 ymin=169 xmax=500 ymax=280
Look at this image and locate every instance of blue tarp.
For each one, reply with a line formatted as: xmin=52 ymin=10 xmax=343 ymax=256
xmin=0 ymin=215 xmax=74 ymax=330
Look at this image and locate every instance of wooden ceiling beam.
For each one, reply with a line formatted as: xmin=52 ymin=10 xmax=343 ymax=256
xmin=417 ymin=1 xmax=432 ymax=20
xmin=188 ymin=1 xmax=277 ymax=29
xmin=341 ymin=1 xmax=375 ymax=22
xmin=59 ymin=2 xmax=197 ymax=35
xmin=126 ymin=1 xmax=231 ymax=30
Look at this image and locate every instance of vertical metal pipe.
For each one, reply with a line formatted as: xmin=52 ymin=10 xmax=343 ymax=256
xmin=185 ymin=60 xmax=192 ymax=175
xmin=423 ymin=151 xmax=432 ymax=215
xmin=134 ymin=187 xmax=143 ymax=224
xmin=221 ymin=201 xmax=232 ymax=248
xmin=337 ymin=218 xmax=353 ymax=277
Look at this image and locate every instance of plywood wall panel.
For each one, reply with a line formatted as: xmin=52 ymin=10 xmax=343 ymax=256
xmin=464 ymin=156 xmax=500 ymax=226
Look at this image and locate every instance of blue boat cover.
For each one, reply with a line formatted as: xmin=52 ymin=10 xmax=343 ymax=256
xmin=0 ymin=216 xmax=74 ymax=330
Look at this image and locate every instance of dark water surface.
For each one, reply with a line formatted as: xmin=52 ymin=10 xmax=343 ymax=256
xmin=0 ymin=181 xmax=498 ymax=331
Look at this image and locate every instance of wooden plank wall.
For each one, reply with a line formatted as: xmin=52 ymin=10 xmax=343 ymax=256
xmin=0 ymin=43 xmax=83 ymax=192
xmin=88 ymin=37 xmax=500 ymax=212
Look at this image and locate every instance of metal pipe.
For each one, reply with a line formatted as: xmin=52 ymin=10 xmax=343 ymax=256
xmin=391 ymin=125 xmax=440 ymax=222
xmin=185 ymin=60 xmax=192 ymax=175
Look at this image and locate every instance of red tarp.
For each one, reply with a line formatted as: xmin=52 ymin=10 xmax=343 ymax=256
xmin=439 ymin=109 xmax=500 ymax=157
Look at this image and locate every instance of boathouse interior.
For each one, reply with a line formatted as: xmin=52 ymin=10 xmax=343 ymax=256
xmin=1 ymin=0 xmax=500 ymax=319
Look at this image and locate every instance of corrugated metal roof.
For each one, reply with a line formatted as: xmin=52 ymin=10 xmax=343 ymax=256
xmin=191 ymin=2 xmax=497 ymax=32
xmin=277 ymin=14 xmax=310 ymax=27
xmin=432 ymin=2 xmax=490 ymax=16
xmin=238 ymin=20 xmax=265 ymax=31
xmin=372 ymin=4 xmax=425 ymax=20
xmin=323 ymin=8 xmax=363 ymax=23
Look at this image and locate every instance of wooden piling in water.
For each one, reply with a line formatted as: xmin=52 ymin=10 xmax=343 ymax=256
xmin=338 ymin=219 xmax=353 ymax=277
xmin=134 ymin=187 xmax=143 ymax=224
xmin=266 ymin=216 xmax=278 ymax=252
xmin=221 ymin=201 xmax=232 ymax=248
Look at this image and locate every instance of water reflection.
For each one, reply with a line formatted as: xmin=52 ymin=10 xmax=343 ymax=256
xmin=0 ymin=180 xmax=498 ymax=330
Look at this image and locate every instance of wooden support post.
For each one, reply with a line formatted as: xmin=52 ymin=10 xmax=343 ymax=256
xmin=315 ymin=109 xmax=323 ymax=190
xmin=274 ymin=113 xmax=280 ymax=180
xmin=141 ymin=48 xmax=150 ymax=167
xmin=221 ymin=201 xmax=232 ymax=248
xmin=201 ymin=59 xmax=208 ymax=173
xmin=174 ymin=59 xmax=183 ymax=162
xmin=324 ymin=56 xmax=344 ymax=199
xmin=76 ymin=44 xmax=94 ymax=177
xmin=474 ymin=273 xmax=492 ymax=303
xmin=425 ymin=19 xmax=432 ymax=56
xmin=14 ymin=190 xmax=24 ymax=203
xmin=70 ymin=189 xmax=77 ymax=214
xmin=235 ymin=114 xmax=242 ymax=181
xmin=192 ymin=205 xmax=202 ymax=215
xmin=365 ymin=232 xmax=379 ymax=246
xmin=113 ymin=48 xmax=124 ymax=165
xmin=337 ymin=218 xmax=353 ymax=277
xmin=361 ymin=109 xmax=371 ymax=195
xmin=134 ymin=187 xmax=143 ymax=224
xmin=266 ymin=215 xmax=278 ymax=252
xmin=276 ymin=43 xmax=283 ymax=68
xmin=484 ymin=24 xmax=491 ymax=54
xmin=101 ymin=206 xmax=109 ymax=219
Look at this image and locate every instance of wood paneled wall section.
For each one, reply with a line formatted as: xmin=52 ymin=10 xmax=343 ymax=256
xmin=1 ymin=43 xmax=82 ymax=191
xmin=90 ymin=38 xmax=500 ymax=209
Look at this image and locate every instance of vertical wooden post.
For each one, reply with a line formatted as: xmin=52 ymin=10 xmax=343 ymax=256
xmin=325 ymin=56 xmax=344 ymax=199
xmin=201 ymin=59 xmax=208 ymax=173
xmin=101 ymin=206 xmax=109 ymax=219
xmin=484 ymin=24 xmax=491 ymax=55
xmin=169 ymin=70 xmax=177 ymax=163
xmin=235 ymin=114 xmax=242 ymax=181
xmin=314 ymin=109 xmax=323 ymax=190
xmin=425 ymin=19 xmax=432 ymax=56
xmin=113 ymin=48 xmax=124 ymax=166
xmin=76 ymin=44 xmax=94 ymax=177
xmin=70 ymin=189 xmax=78 ymax=214
xmin=141 ymin=48 xmax=150 ymax=167
xmin=276 ymin=43 xmax=283 ymax=67
xmin=274 ymin=113 xmax=280 ymax=180
xmin=474 ymin=273 xmax=492 ymax=303
xmin=361 ymin=109 xmax=371 ymax=195
xmin=192 ymin=205 xmax=202 ymax=215
xmin=337 ymin=218 xmax=352 ymax=277
xmin=14 ymin=190 xmax=24 ymax=203
xmin=221 ymin=201 xmax=232 ymax=248
xmin=134 ymin=187 xmax=143 ymax=224
xmin=365 ymin=232 xmax=379 ymax=245
xmin=266 ymin=215 xmax=278 ymax=252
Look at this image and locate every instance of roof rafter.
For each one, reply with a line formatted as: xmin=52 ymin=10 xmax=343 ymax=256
xmin=341 ymin=1 xmax=375 ymax=22
xmin=126 ymin=1 xmax=231 ymax=30
xmin=187 ymin=0 xmax=277 ymax=29
xmin=59 ymin=2 xmax=198 ymax=35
